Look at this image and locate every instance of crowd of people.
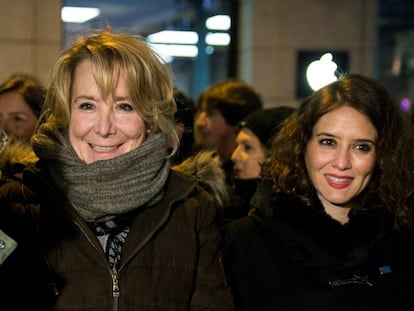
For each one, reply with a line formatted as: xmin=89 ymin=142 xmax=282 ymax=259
xmin=1 ymin=28 xmax=414 ymax=311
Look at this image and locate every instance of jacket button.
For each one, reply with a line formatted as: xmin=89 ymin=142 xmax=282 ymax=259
xmin=0 ymin=240 xmax=5 ymax=249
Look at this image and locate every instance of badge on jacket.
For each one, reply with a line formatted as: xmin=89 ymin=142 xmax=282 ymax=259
xmin=0 ymin=229 xmax=17 ymax=265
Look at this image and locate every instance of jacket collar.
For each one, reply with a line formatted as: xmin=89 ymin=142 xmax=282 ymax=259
xmin=252 ymin=182 xmax=394 ymax=270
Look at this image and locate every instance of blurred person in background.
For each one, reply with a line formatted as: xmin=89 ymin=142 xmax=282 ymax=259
xmin=172 ymin=87 xmax=197 ymax=164
xmin=0 ymin=73 xmax=44 ymax=182
xmin=223 ymin=106 xmax=295 ymax=223
xmin=0 ymin=73 xmax=45 ymax=140
xmin=194 ymin=78 xmax=263 ymax=184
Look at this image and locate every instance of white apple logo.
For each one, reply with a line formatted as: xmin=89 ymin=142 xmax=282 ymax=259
xmin=306 ymin=53 xmax=338 ymax=91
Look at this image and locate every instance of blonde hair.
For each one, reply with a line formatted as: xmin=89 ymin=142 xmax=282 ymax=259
xmin=39 ymin=28 xmax=178 ymax=154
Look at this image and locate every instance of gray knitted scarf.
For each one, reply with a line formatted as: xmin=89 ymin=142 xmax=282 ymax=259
xmin=32 ymin=128 xmax=170 ymax=222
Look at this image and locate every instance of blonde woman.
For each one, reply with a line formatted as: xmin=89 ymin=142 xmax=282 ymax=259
xmin=0 ymin=29 xmax=233 ymax=311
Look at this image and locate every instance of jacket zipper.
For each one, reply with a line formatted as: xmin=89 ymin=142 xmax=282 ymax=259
xmin=71 ymin=175 xmax=196 ymax=310
xmin=73 ymin=220 xmax=120 ymax=311
xmin=112 ymin=272 xmax=120 ymax=311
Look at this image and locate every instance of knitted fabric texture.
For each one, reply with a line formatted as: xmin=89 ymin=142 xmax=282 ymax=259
xmin=32 ymin=128 xmax=170 ymax=222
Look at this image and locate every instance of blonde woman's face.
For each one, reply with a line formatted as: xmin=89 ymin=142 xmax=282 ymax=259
xmin=69 ymin=59 xmax=146 ymax=164
xmin=231 ymin=128 xmax=266 ymax=179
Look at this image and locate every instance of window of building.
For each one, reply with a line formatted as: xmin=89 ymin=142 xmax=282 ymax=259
xmin=62 ymin=0 xmax=236 ymax=100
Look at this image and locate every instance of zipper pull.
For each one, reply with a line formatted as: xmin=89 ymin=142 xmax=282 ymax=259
xmin=112 ymin=272 xmax=120 ymax=310
xmin=112 ymin=272 xmax=120 ymax=297
xmin=329 ymin=274 xmax=373 ymax=288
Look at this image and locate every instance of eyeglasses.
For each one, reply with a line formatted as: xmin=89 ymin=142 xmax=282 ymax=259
xmin=0 ymin=130 xmax=8 ymax=153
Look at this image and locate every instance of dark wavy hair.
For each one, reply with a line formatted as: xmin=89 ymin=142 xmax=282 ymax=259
xmin=261 ymin=73 xmax=414 ymax=230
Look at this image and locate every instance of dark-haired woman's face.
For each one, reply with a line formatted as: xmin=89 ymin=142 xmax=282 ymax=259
xmin=305 ymin=106 xmax=377 ymax=215
xmin=231 ymin=128 xmax=265 ymax=179
xmin=0 ymin=91 xmax=38 ymax=139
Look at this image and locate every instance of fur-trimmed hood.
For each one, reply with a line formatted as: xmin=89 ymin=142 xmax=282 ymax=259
xmin=0 ymin=139 xmax=38 ymax=182
xmin=172 ymin=149 xmax=229 ymax=208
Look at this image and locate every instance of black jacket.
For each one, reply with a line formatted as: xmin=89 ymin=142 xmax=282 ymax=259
xmin=223 ymin=183 xmax=414 ymax=311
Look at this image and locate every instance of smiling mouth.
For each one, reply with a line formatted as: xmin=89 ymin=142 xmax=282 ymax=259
xmin=325 ymin=174 xmax=353 ymax=189
xmin=325 ymin=175 xmax=353 ymax=184
xmin=90 ymin=144 xmax=120 ymax=152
